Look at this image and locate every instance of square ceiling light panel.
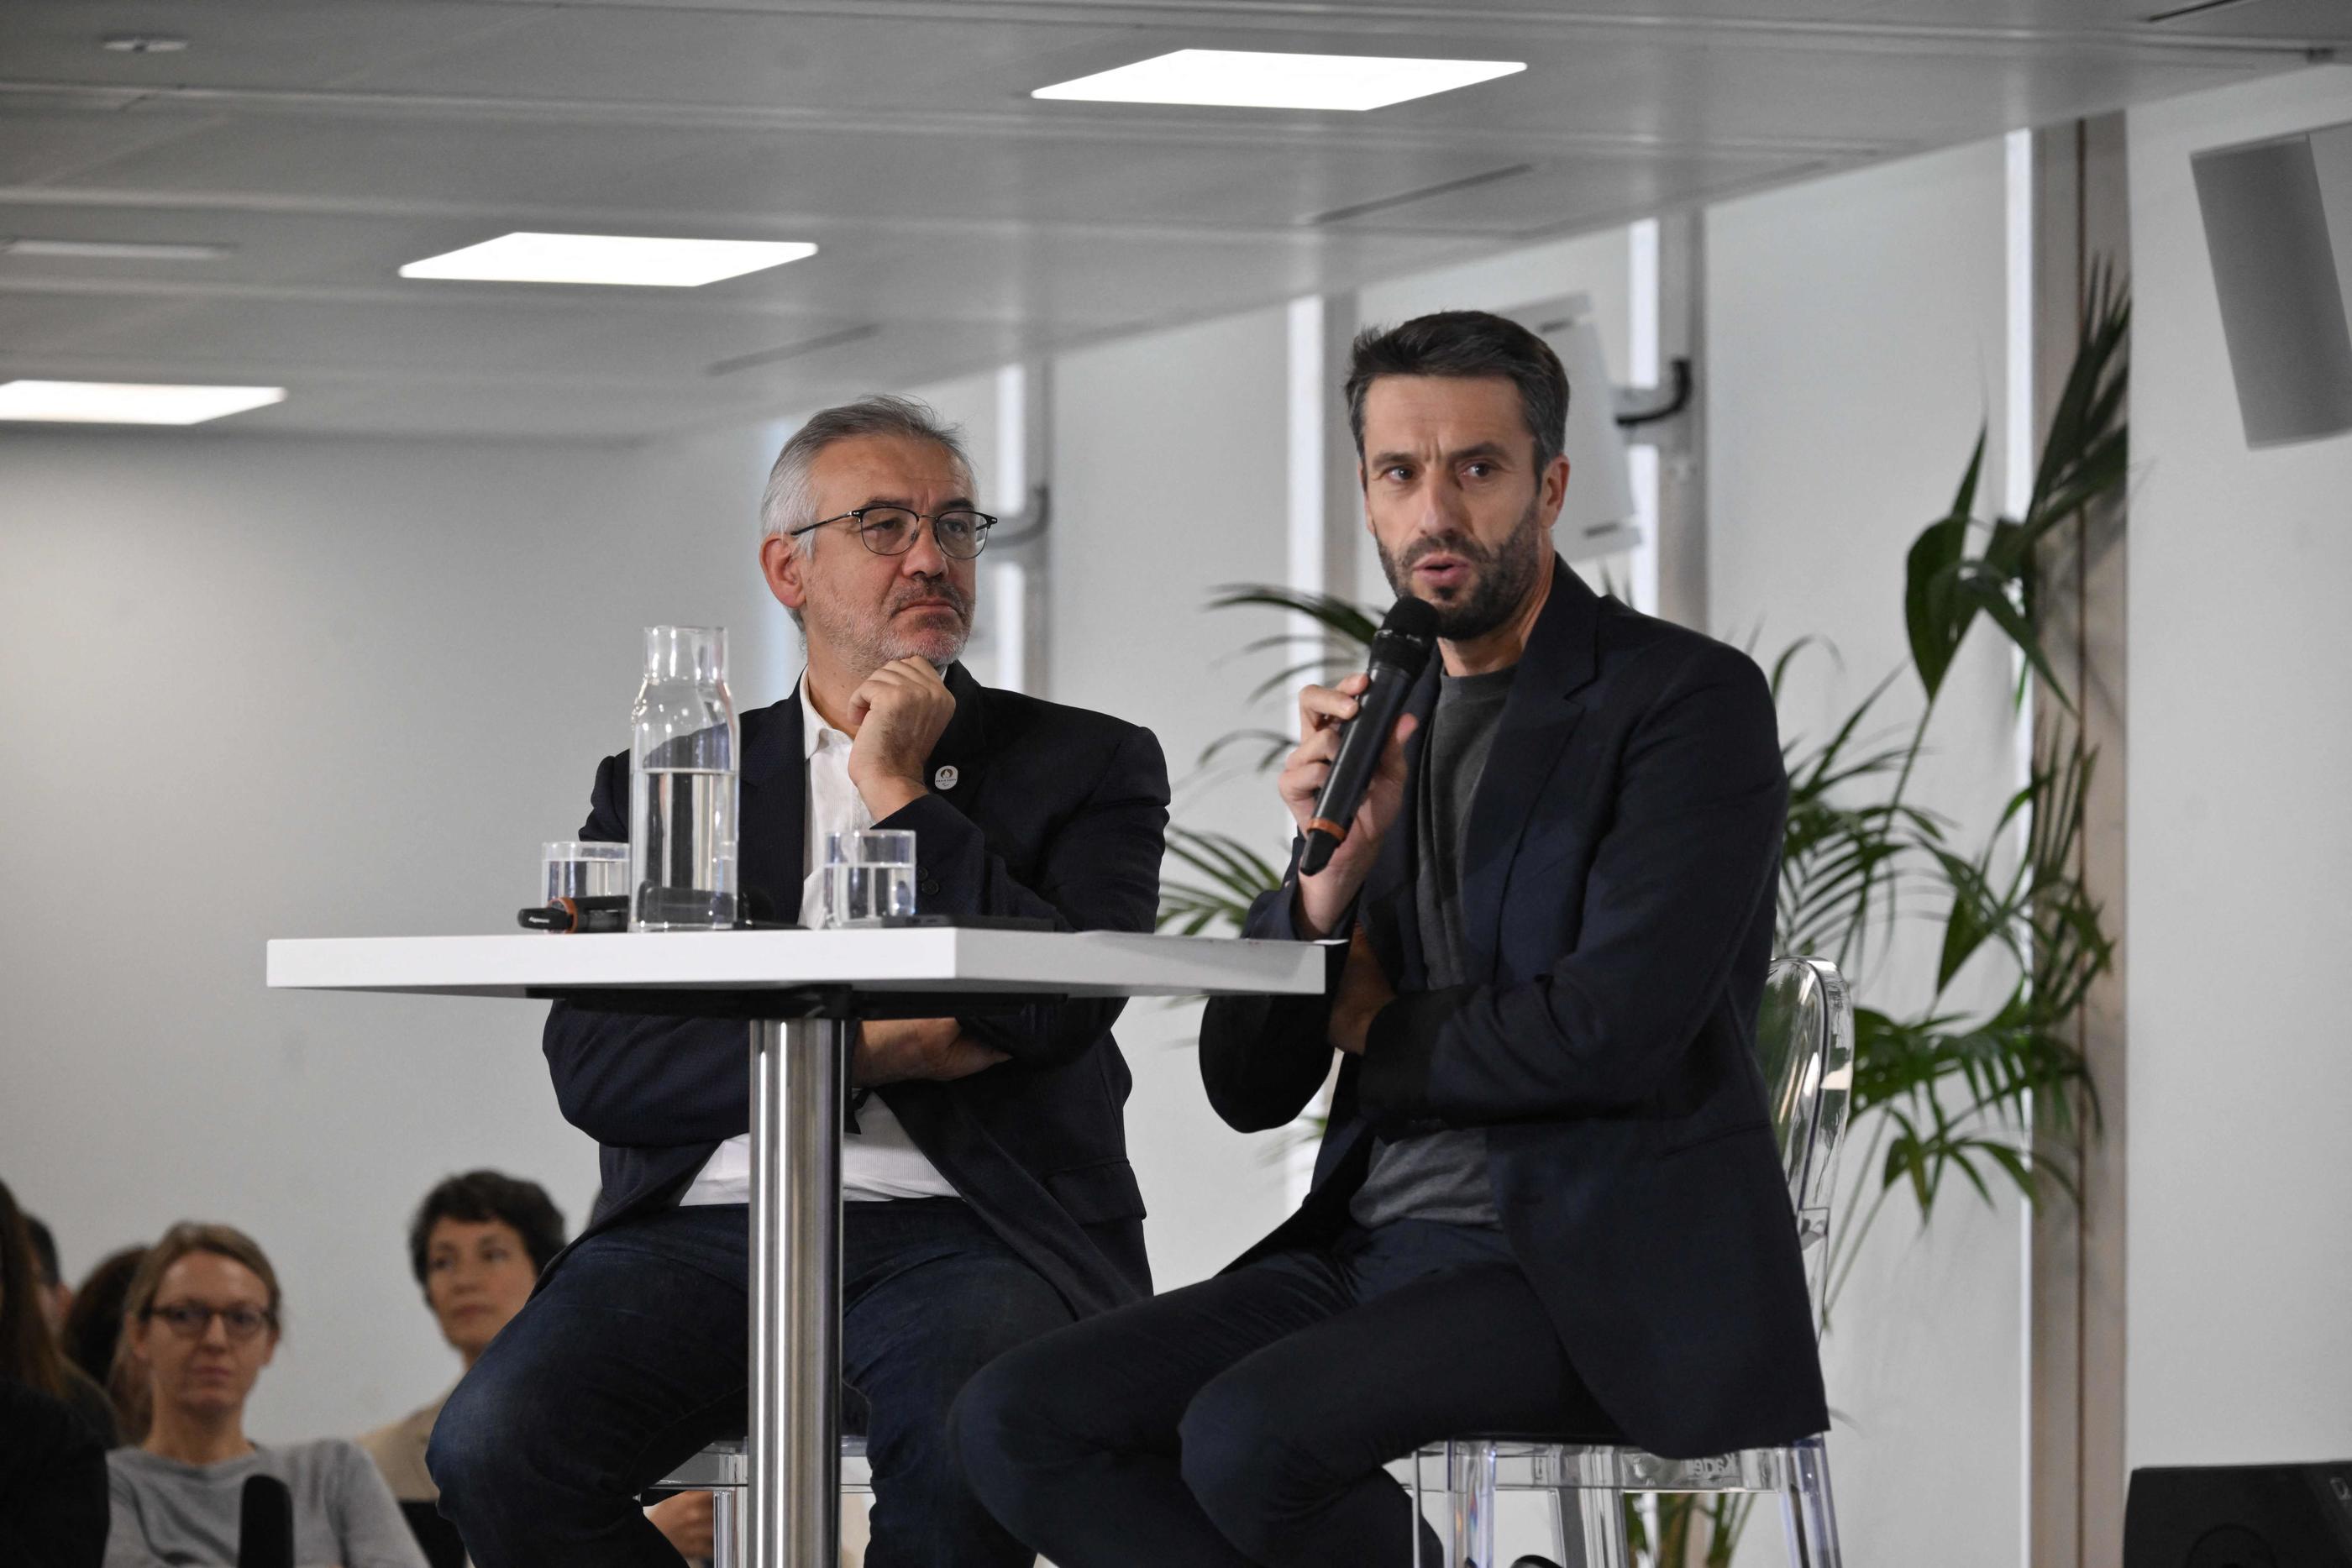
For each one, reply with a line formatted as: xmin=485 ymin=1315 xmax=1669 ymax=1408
xmin=1033 ymin=50 xmax=1524 ymax=112
xmin=400 ymin=233 xmax=818 ymax=286
xmin=0 ymin=380 xmax=286 ymax=425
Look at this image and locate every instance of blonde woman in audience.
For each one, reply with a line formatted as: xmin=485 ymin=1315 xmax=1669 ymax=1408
xmin=105 ymin=1221 xmax=424 ymax=1568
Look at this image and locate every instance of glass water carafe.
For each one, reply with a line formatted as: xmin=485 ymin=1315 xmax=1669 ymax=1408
xmin=629 ymin=625 xmax=739 ymax=931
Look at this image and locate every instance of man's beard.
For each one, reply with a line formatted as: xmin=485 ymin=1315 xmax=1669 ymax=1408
xmin=1376 ymin=493 xmax=1549 ymax=640
xmin=806 ymin=576 xmax=974 ymax=674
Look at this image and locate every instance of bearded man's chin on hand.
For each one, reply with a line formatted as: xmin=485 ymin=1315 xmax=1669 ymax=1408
xmin=889 ymin=616 xmax=968 ymax=670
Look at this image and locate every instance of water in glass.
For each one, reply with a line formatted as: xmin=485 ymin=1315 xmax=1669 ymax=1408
xmin=823 ymin=829 xmax=916 ymax=927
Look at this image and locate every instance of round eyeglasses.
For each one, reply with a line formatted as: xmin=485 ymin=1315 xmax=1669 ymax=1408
xmin=145 ymin=1301 xmax=276 ymax=1340
xmin=785 ymin=506 xmax=995 ymax=560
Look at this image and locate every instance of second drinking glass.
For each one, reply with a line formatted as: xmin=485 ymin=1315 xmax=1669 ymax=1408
xmin=822 ymin=829 xmax=916 ymax=927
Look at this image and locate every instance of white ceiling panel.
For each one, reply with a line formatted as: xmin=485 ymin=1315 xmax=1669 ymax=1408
xmin=42 ymin=115 xmax=741 ymax=215
xmin=339 ymin=6 xmax=1104 ymax=108
xmin=0 ymin=0 xmax=2339 ymax=438
xmin=522 ymin=0 xmax=2346 ymax=40
xmin=0 ymin=104 xmax=231 ymax=187
xmin=0 ymin=1 xmax=540 ymax=93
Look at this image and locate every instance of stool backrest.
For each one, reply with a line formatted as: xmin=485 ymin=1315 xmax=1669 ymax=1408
xmin=1755 ymin=957 xmax=1855 ymax=1330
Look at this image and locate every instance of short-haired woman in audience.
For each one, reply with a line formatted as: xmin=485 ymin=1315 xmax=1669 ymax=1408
xmin=105 ymin=1220 xmax=424 ymax=1568
xmin=357 ymin=1172 xmax=717 ymax=1564
xmin=359 ymin=1171 xmax=566 ymax=1510
xmin=361 ymin=1170 xmax=714 ymax=1564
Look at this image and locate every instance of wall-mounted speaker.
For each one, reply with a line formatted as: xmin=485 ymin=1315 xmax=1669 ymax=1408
xmin=2125 ymin=1460 xmax=2352 ymax=1566
xmin=2192 ymin=119 xmax=2352 ymax=448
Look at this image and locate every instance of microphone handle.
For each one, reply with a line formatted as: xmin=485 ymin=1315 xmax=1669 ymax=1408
xmin=1299 ymin=826 xmax=1341 ymax=877
xmin=1297 ymin=658 xmax=1417 ymax=878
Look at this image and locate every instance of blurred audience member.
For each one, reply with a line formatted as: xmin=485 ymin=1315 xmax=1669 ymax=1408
xmin=24 ymin=1212 xmax=73 ymax=1333
xmin=1 ymin=1177 xmax=108 ymax=1567
xmin=356 ymin=1172 xmax=716 ymax=1565
xmin=360 ymin=1172 xmax=565 ymax=1504
xmin=105 ymin=1221 xmax=423 ymax=1568
xmin=3 ymin=1187 xmax=115 ymax=1444
xmin=62 ymin=1247 xmax=144 ymax=1429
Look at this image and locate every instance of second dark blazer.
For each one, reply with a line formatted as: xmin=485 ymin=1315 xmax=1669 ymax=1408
xmin=541 ymin=663 xmax=1172 ymax=1319
xmin=1199 ymin=560 xmax=1828 ymax=1460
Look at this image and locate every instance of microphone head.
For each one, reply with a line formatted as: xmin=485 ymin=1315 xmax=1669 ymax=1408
xmin=1368 ymin=595 xmax=1439 ymax=678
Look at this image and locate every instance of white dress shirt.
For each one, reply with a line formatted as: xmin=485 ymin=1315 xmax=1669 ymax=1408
xmin=677 ymin=675 xmax=961 ymax=1207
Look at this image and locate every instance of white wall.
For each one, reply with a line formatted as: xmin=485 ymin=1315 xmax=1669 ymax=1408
xmin=1707 ymin=138 xmax=2029 ymax=1566
xmin=2124 ymin=62 xmax=2352 ymax=1469
xmin=898 ymin=366 xmax=1020 ymax=690
xmin=1045 ymin=306 xmax=1301 ymax=1289
xmin=0 ymin=423 xmax=790 ymax=1442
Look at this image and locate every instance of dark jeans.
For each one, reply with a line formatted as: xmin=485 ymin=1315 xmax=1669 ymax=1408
xmin=429 ymin=1198 xmax=1073 ymax=1568
xmin=953 ymin=1221 xmax=1618 ymax=1568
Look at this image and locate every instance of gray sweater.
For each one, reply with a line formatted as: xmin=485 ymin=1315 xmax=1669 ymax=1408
xmin=105 ymin=1440 xmax=425 ymax=1568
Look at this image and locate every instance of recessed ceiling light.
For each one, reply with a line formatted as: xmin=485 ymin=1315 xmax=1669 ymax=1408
xmin=398 ymin=233 xmax=817 ymax=287
xmin=100 ymin=34 xmax=189 ymax=54
xmin=1032 ymin=49 xmax=1525 ymax=112
xmin=0 ymin=380 xmax=285 ymax=426
xmin=0 ymin=239 xmax=232 ymax=262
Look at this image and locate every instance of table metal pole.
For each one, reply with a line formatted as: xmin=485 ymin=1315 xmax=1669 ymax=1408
xmin=748 ymin=1015 xmax=844 ymax=1568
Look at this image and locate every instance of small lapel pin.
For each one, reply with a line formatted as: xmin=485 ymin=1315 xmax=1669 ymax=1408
xmin=932 ymin=763 xmax=960 ymax=791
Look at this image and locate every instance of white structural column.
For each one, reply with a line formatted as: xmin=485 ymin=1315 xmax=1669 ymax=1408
xmin=2028 ymin=112 xmax=2130 ymax=1568
xmin=992 ymin=358 xmax=1053 ymax=698
xmin=1651 ymin=210 xmax=1709 ymax=632
xmin=1280 ymin=290 xmax=1360 ymax=1205
xmin=1288 ymin=291 xmax=1363 ymax=632
xmin=1626 ymin=218 xmax=1663 ymax=618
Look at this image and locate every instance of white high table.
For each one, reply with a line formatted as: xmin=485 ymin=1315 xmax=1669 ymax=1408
xmin=265 ymin=926 xmax=1324 ymax=1568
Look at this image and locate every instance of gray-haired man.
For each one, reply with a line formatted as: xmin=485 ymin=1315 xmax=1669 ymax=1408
xmin=430 ymin=396 xmax=1172 ymax=1568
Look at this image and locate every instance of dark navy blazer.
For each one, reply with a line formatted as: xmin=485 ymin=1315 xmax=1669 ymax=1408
xmin=1199 ymin=559 xmax=1827 ymax=1459
xmin=541 ymin=662 xmax=1171 ymax=1318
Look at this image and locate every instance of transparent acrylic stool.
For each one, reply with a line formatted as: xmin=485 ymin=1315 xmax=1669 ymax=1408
xmin=1404 ymin=957 xmax=1854 ymax=1568
xmin=1407 ymin=1434 xmax=1840 ymax=1567
xmin=657 ymin=1436 xmax=872 ymax=1567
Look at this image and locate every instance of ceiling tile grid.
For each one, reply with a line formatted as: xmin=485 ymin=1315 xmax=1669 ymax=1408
xmin=0 ymin=0 xmax=2339 ymax=437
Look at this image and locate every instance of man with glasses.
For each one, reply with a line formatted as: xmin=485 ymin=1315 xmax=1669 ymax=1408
xmin=430 ymin=396 xmax=1171 ymax=1568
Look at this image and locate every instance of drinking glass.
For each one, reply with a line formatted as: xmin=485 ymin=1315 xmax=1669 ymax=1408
xmin=822 ymin=829 xmax=916 ymax=928
xmin=543 ymin=841 xmax=627 ymax=905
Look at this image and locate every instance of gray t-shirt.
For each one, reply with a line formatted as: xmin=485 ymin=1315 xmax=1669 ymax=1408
xmin=1350 ymin=663 xmax=1516 ymax=1230
xmin=106 ymin=1439 xmax=426 ymax=1568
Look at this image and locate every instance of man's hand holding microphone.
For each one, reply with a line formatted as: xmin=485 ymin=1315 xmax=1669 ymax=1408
xmin=1275 ymin=598 xmax=1439 ymax=1054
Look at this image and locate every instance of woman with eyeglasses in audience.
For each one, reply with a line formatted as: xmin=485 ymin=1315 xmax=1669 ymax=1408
xmin=104 ymin=1221 xmax=424 ymax=1568
xmin=1 ymin=1176 xmax=109 ymax=1568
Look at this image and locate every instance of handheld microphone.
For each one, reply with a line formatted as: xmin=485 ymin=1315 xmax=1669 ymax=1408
xmin=517 ymin=895 xmax=629 ymax=933
xmin=238 ymin=1473 xmax=295 ymax=1568
xmin=1299 ymin=596 xmax=1439 ymax=877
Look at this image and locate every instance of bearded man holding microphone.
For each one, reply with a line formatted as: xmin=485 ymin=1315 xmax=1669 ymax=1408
xmin=954 ymin=311 xmax=1827 ymax=1568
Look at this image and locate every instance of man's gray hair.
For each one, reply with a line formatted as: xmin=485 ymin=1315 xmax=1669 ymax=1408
xmin=759 ymin=395 xmax=974 ymax=552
